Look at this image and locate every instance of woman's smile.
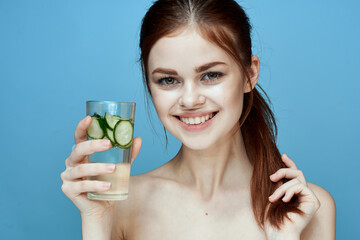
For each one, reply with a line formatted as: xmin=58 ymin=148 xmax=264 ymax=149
xmin=173 ymin=111 xmax=218 ymax=131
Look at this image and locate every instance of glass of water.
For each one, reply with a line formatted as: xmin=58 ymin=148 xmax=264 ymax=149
xmin=86 ymin=101 xmax=135 ymax=201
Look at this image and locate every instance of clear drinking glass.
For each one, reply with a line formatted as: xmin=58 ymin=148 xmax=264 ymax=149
xmin=86 ymin=101 xmax=136 ymax=201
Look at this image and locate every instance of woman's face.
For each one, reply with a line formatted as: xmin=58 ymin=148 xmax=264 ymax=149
xmin=147 ymin=28 xmax=249 ymax=150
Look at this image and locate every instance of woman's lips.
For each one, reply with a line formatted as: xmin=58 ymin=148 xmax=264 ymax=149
xmin=174 ymin=112 xmax=218 ymax=131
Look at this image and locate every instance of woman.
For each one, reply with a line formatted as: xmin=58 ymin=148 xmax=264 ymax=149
xmin=61 ymin=0 xmax=336 ymax=239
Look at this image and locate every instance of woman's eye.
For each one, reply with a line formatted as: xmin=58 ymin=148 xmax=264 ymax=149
xmin=202 ymin=72 xmax=223 ymax=81
xmin=158 ymin=77 xmax=178 ymax=86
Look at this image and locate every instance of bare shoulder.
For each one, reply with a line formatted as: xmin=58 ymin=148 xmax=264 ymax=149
xmin=308 ymin=183 xmax=336 ymax=211
xmin=112 ymin=171 xmax=162 ymax=214
xmin=113 ymin=163 xmax=172 ymax=207
xmin=301 ymin=183 xmax=336 ymax=239
xmin=110 ymin=173 xmax=151 ymax=239
xmin=111 ymin=166 xmax=172 ymax=239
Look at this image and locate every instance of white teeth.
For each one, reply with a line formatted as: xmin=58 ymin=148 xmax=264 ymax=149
xmin=179 ymin=113 xmax=215 ymax=125
xmin=181 ymin=117 xmax=189 ymax=124
xmin=194 ymin=117 xmax=201 ymax=124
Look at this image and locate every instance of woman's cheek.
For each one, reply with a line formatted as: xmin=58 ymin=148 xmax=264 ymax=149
xmin=206 ymin=83 xmax=241 ymax=108
xmin=152 ymin=91 xmax=176 ymax=119
xmin=218 ymin=81 xmax=245 ymax=119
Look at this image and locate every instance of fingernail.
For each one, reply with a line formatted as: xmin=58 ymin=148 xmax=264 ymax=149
xmin=107 ymin=164 xmax=115 ymax=171
xmin=102 ymin=139 xmax=110 ymax=146
xmin=103 ymin=182 xmax=111 ymax=188
xmin=269 ymin=195 xmax=274 ymax=201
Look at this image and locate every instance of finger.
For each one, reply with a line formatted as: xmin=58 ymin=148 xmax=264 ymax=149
xmin=269 ymin=178 xmax=301 ymax=202
xmin=74 ymin=116 xmax=92 ymax=144
xmin=281 ymin=153 xmax=298 ymax=169
xmin=62 ymin=180 xmax=111 ymax=196
xmin=63 ymin=163 xmax=116 ymax=180
xmin=270 ymin=168 xmax=306 ymax=184
xmin=67 ymin=139 xmax=111 ymax=167
xmin=279 ymin=183 xmax=321 ymax=216
xmin=130 ymin=137 xmax=142 ymax=165
xmin=282 ymin=183 xmax=306 ymax=202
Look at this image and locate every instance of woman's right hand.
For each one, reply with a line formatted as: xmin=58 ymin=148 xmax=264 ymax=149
xmin=60 ymin=116 xmax=142 ymax=220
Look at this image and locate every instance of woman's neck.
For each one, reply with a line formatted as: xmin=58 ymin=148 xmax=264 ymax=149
xmin=170 ymin=129 xmax=253 ymax=201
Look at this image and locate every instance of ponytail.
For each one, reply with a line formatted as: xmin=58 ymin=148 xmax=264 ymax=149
xmin=241 ymin=86 xmax=304 ymax=228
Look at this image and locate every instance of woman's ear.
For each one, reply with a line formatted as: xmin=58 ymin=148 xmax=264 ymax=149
xmin=244 ymin=55 xmax=260 ymax=93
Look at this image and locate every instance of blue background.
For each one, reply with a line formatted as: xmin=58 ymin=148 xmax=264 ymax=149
xmin=0 ymin=0 xmax=359 ymax=239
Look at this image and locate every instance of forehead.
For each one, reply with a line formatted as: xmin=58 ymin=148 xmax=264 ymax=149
xmin=147 ymin=28 xmax=236 ymax=72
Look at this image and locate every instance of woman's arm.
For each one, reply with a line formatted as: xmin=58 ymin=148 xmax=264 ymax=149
xmin=81 ymin=212 xmax=114 ymax=240
xmin=301 ymin=183 xmax=336 ymax=239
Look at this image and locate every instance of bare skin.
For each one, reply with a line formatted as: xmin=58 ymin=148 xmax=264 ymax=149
xmin=63 ymin=117 xmax=335 ymax=240
xmin=111 ymin=134 xmax=335 ymax=240
xmin=112 ymin=130 xmax=266 ymax=240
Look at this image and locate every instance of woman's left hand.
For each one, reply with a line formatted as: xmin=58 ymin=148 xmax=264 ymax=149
xmin=264 ymin=153 xmax=321 ymax=240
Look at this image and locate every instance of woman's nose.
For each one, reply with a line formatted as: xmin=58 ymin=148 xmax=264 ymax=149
xmin=178 ymin=82 xmax=205 ymax=108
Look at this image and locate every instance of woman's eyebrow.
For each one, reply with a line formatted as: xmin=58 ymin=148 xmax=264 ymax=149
xmin=195 ymin=61 xmax=226 ymax=73
xmin=151 ymin=61 xmax=226 ymax=75
xmin=151 ymin=68 xmax=178 ymax=75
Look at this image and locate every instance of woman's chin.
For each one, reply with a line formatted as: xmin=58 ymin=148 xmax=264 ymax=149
xmin=181 ymin=140 xmax=216 ymax=151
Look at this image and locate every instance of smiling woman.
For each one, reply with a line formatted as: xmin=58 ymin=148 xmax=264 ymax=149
xmin=60 ymin=0 xmax=336 ymax=239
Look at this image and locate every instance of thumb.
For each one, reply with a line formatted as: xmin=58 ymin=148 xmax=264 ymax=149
xmin=130 ymin=137 xmax=142 ymax=165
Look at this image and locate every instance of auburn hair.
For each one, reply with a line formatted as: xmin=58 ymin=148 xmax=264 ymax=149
xmin=139 ymin=0 xmax=303 ymax=229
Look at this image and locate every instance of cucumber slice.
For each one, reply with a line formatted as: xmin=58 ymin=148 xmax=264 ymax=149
xmin=87 ymin=116 xmax=105 ymax=139
xmin=105 ymin=112 xmax=121 ymax=130
xmin=106 ymin=128 xmax=116 ymax=145
xmin=119 ymin=140 xmax=132 ymax=149
xmin=114 ymin=120 xmax=133 ymax=147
